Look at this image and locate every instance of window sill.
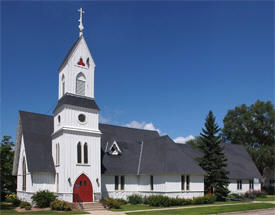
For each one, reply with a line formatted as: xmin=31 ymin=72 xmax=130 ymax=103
xmin=55 ymin=164 xmax=60 ymax=167
xmin=76 ymin=163 xmax=91 ymax=166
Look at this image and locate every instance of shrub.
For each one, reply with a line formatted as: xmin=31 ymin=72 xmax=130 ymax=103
xmin=25 ymin=205 xmax=31 ymax=210
xmin=5 ymin=193 xmax=17 ymax=202
xmin=203 ymin=194 xmax=216 ymax=204
xmin=50 ymin=200 xmax=72 ymax=211
xmin=245 ymin=190 xmax=266 ymax=199
xmin=20 ymin=201 xmax=32 ymax=209
xmin=101 ymin=198 xmax=121 ymax=209
xmin=128 ymin=195 xmax=143 ymax=205
xmin=168 ymin=197 xmax=186 ymax=206
xmin=192 ymin=196 xmax=205 ymax=204
xmin=228 ymin=193 xmax=246 ymax=200
xmin=144 ymin=195 xmax=170 ymax=207
xmin=263 ymin=186 xmax=275 ymax=195
xmin=31 ymin=190 xmax=56 ymax=208
xmin=115 ymin=198 xmax=128 ymax=205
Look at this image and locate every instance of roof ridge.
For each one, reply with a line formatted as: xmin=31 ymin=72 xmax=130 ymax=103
xmin=99 ymin=123 xmax=159 ymax=133
xmin=19 ymin=110 xmax=53 ymax=118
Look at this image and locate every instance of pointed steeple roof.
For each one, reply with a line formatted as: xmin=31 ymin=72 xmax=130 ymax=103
xmin=58 ymin=36 xmax=83 ymax=72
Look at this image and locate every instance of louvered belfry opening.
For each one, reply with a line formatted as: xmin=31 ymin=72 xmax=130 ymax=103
xmin=76 ymin=73 xmax=86 ymax=96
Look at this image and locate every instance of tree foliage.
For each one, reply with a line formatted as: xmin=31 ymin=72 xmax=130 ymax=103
xmin=0 ymin=136 xmax=16 ymax=200
xmin=222 ymin=100 xmax=275 ymax=174
xmin=198 ymin=111 xmax=229 ymax=201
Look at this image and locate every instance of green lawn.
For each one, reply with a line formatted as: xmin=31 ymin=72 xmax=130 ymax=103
xmin=0 ymin=203 xmax=88 ymax=215
xmin=127 ymin=203 xmax=275 ymax=215
xmin=111 ymin=200 xmax=241 ymax=212
xmin=255 ymin=195 xmax=275 ymax=201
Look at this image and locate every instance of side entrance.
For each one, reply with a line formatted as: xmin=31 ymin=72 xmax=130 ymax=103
xmin=73 ymin=174 xmax=93 ymax=202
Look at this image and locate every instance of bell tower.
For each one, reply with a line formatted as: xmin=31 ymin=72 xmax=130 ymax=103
xmin=52 ymin=8 xmax=101 ymax=202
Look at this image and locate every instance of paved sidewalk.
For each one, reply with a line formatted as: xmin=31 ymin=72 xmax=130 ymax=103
xmin=86 ymin=201 xmax=275 ymax=214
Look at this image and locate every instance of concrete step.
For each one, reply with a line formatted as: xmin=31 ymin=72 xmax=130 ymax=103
xmin=75 ymin=202 xmax=106 ymax=211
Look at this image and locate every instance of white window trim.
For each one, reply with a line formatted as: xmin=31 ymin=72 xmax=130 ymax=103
xmin=109 ymin=140 xmax=121 ymax=155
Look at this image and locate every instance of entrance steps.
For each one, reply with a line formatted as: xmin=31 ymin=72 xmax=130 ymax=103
xmin=75 ymin=202 xmax=106 ymax=211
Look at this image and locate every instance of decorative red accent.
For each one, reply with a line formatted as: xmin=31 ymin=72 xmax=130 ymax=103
xmin=77 ymin=58 xmax=85 ymax=67
xmin=73 ymin=174 xmax=93 ymax=202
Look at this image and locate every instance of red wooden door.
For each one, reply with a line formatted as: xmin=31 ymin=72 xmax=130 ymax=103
xmin=73 ymin=174 xmax=93 ymax=202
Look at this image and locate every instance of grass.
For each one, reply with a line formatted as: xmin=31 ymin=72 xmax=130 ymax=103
xmin=0 ymin=203 xmax=88 ymax=214
xmin=127 ymin=203 xmax=275 ymax=214
xmin=255 ymin=195 xmax=275 ymax=201
xmin=111 ymin=200 xmax=241 ymax=212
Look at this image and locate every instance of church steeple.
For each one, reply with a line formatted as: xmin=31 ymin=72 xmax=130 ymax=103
xmin=57 ymin=8 xmax=95 ymax=100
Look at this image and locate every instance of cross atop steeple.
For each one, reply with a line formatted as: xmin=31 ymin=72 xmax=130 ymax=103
xmin=78 ymin=8 xmax=85 ymax=37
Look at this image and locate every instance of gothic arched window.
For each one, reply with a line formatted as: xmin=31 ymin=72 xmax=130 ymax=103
xmin=76 ymin=73 xmax=86 ymax=96
xmin=22 ymin=157 xmax=26 ymax=191
xmin=77 ymin=142 xmax=82 ymax=163
xmin=61 ymin=74 xmax=65 ymax=96
xmin=84 ymin=143 xmax=88 ymax=164
xmin=56 ymin=143 xmax=60 ymax=165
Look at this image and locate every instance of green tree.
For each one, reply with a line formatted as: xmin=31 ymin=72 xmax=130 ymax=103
xmin=222 ymin=100 xmax=275 ymax=174
xmin=185 ymin=136 xmax=202 ymax=148
xmin=199 ymin=111 xmax=229 ymax=201
xmin=0 ymin=136 xmax=16 ymax=200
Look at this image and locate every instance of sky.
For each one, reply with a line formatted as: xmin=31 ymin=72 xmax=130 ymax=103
xmin=1 ymin=1 xmax=274 ymax=143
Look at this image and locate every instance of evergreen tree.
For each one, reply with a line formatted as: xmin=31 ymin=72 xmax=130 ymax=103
xmin=199 ymin=111 xmax=229 ymax=201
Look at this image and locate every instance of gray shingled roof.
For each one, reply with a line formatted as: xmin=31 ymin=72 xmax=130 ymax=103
xmin=13 ymin=111 xmax=55 ymax=174
xmin=99 ymin=123 xmax=160 ymax=174
xmin=53 ymin=93 xmax=100 ymax=113
xmin=139 ymin=136 xmax=205 ymax=175
xmin=12 ymin=111 xmax=261 ymax=179
xmin=180 ymin=144 xmax=262 ymax=179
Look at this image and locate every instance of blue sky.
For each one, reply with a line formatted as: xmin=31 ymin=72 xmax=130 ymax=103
xmin=1 ymin=1 xmax=274 ymax=143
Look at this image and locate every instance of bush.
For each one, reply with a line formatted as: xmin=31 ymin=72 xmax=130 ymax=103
xmin=144 ymin=195 xmax=171 ymax=207
xmin=50 ymin=200 xmax=72 ymax=211
xmin=101 ymin=198 xmax=121 ymax=209
xmin=25 ymin=205 xmax=31 ymax=210
xmin=115 ymin=198 xmax=128 ymax=205
xmin=5 ymin=193 xmax=21 ymax=206
xmin=192 ymin=196 xmax=205 ymax=204
xmin=31 ymin=190 xmax=56 ymax=208
xmin=263 ymin=186 xmax=275 ymax=195
xmin=245 ymin=190 xmax=266 ymax=199
xmin=128 ymin=195 xmax=143 ymax=205
xmin=203 ymin=194 xmax=216 ymax=204
xmin=168 ymin=197 xmax=187 ymax=206
xmin=20 ymin=201 xmax=32 ymax=209
xmin=5 ymin=193 xmax=17 ymax=202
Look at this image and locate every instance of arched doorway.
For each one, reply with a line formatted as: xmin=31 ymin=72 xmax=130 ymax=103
xmin=73 ymin=174 xmax=93 ymax=202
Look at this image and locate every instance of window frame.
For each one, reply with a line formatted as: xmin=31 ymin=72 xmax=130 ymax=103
xmin=115 ymin=176 xmax=119 ymax=190
xmin=249 ymin=180 xmax=254 ymax=190
xmin=22 ymin=157 xmax=26 ymax=191
xmin=181 ymin=175 xmax=185 ymax=191
xmin=84 ymin=143 xmax=88 ymax=164
xmin=186 ymin=175 xmax=190 ymax=191
xmin=120 ymin=176 xmax=125 ymax=190
xmin=150 ymin=175 xmax=154 ymax=191
xmin=77 ymin=142 xmax=82 ymax=164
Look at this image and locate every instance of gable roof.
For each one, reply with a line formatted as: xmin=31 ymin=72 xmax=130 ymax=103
xmin=13 ymin=111 xmax=55 ymax=175
xmin=12 ymin=111 xmax=262 ymax=179
xmin=181 ymin=144 xmax=262 ymax=179
xmin=53 ymin=93 xmax=100 ymax=113
xmin=100 ymin=123 xmax=160 ymax=175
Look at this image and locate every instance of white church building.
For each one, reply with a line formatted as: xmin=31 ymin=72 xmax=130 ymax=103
xmin=12 ymin=9 xmax=261 ymax=203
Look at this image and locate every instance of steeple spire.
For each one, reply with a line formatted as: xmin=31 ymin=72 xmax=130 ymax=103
xmin=77 ymin=8 xmax=85 ymax=37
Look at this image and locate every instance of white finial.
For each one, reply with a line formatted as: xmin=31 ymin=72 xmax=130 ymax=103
xmin=77 ymin=8 xmax=85 ymax=37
